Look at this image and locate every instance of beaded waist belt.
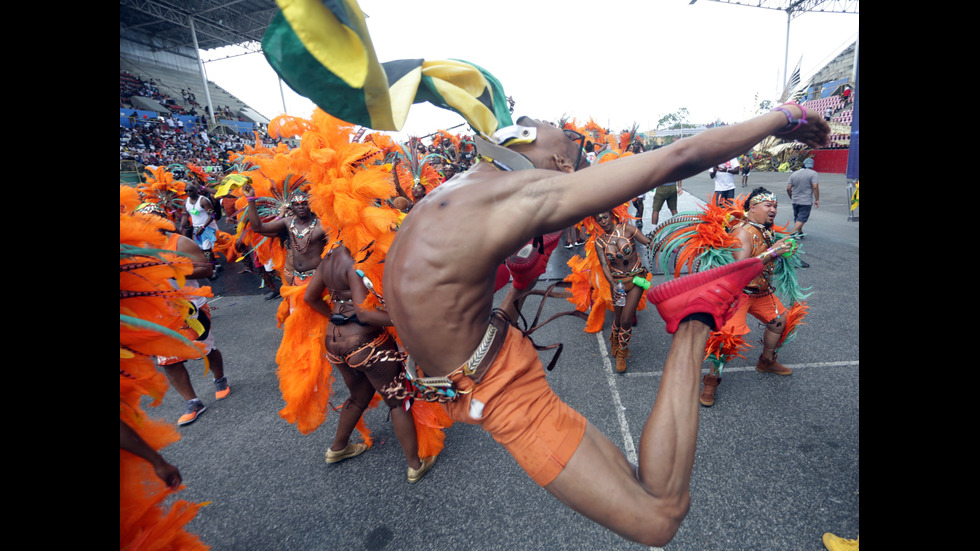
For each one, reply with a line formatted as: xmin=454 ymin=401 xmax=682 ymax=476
xmin=395 ymin=314 xmax=509 ymax=405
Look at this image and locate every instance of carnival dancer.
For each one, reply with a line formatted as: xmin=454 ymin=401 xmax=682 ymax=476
xmin=120 ymin=186 xmax=209 ymax=550
xmin=303 ymin=243 xmax=442 ymax=482
xmin=218 ymin=136 xmax=299 ymax=297
xmin=138 ymin=165 xmax=188 ymax=225
xmin=285 ymin=109 xmax=452 ymax=476
xmin=562 ymin=133 xmax=654 ymax=360
xmin=138 ymin=201 xmax=231 ymax=425
xmin=179 ymin=181 xmax=222 ymax=279
xmin=379 ymin=111 xmax=823 ymax=546
xmin=703 ymin=188 xmax=809 ymax=406
xmin=231 ymin=121 xmax=338 ymax=436
xmin=592 ymin=208 xmax=652 ymax=372
xmin=242 ymin=181 xmax=336 ymax=435
xmin=244 ymin=187 xmax=325 ymax=286
xmin=650 ymin=187 xmax=810 ymax=407
xmin=260 ymin=4 xmax=828 ymax=541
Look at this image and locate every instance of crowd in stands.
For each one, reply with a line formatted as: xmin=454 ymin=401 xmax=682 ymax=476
xmin=121 ymin=69 xmax=281 ymax=171
xmin=121 ymin=70 xmax=249 ymax=122
xmin=120 ymin=116 xmax=280 ymax=172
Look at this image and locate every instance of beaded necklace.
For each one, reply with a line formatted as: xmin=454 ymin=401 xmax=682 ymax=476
xmin=289 ymin=217 xmax=319 ymax=254
xmin=741 ymin=218 xmax=774 ymax=245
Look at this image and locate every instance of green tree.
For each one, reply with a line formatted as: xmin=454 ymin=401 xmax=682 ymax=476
xmin=656 ymin=108 xmax=692 ymax=130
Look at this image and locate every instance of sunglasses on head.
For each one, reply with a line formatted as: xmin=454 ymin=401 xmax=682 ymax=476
xmin=562 ymin=129 xmax=588 ymax=171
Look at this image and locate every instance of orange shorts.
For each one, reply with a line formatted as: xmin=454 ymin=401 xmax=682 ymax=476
xmin=721 ymin=292 xmax=786 ymax=336
xmin=445 ymin=325 xmax=586 ymax=487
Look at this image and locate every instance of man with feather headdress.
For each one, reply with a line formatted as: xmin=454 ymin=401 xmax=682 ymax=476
xmin=697 ymin=187 xmax=807 ymax=407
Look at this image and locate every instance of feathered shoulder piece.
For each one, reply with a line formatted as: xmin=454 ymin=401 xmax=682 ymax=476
xmin=648 ymin=197 xmax=743 ymax=279
xmin=650 ymin=194 xmax=811 ymax=305
xmin=119 ymin=187 xmax=210 ymax=550
xmin=766 ymin=224 xmax=812 ymax=305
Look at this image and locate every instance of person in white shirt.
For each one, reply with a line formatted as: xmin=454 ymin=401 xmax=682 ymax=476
xmin=709 ymin=158 xmax=739 ymax=206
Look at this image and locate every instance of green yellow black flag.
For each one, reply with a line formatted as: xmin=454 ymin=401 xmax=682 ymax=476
xmin=262 ymin=0 xmax=513 ymax=136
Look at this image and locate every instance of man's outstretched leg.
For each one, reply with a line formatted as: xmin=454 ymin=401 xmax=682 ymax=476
xmin=541 ymin=258 xmax=763 ymax=546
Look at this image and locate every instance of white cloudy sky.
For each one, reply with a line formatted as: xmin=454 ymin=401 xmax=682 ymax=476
xmin=201 ymin=0 xmax=858 ymax=140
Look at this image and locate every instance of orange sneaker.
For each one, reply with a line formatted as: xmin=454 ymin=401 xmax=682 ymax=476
xmin=214 ymin=377 xmax=231 ymax=400
xmin=177 ymin=400 xmax=207 ymax=426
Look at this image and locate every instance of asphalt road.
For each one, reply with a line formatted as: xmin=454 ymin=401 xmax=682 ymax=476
xmin=153 ymin=169 xmax=859 ymax=550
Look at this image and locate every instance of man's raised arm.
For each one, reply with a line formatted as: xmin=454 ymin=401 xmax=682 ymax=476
xmin=538 ymin=103 xmax=829 ymax=232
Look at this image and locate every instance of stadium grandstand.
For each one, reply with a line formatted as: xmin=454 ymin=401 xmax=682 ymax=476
xmin=120 ymin=1 xmax=281 ymax=183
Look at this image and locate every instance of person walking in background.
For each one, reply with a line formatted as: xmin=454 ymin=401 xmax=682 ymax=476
xmin=740 ymin=156 xmax=752 ymax=187
xmin=709 ymin=158 xmax=739 ymax=206
xmin=787 ymin=157 xmax=819 ymax=268
xmin=650 ymin=179 xmax=683 ymax=228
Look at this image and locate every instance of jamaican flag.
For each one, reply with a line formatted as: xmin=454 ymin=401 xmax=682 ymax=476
xmin=262 ymin=0 xmax=513 ymax=136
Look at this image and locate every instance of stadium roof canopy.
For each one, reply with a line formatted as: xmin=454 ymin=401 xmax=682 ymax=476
xmin=696 ymin=0 xmax=859 ymax=19
xmin=120 ymin=0 xmax=279 ymax=58
xmin=121 ymin=1 xmax=858 ymax=59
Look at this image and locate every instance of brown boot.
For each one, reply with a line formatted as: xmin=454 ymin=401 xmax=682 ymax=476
xmin=699 ymin=373 xmax=721 ymax=406
xmin=609 ymin=327 xmax=621 ymax=356
xmin=615 ymin=346 xmax=630 ymax=373
xmin=756 ymin=353 xmax=792 ymax=375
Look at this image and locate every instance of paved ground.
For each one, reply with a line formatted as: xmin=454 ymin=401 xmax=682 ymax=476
xmin=152 ymin=169 xmax=858 ymax=550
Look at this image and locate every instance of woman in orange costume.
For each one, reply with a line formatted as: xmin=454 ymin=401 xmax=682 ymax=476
xmin=560 ymin=127 xmax=653 ymax=372
xmin=592 ymin=207 xmax=652 ymax=373
xmin=255 ymin=110 xmax=452 ymax=471
xmin=119 ymin=185 xmax=210 ymax=550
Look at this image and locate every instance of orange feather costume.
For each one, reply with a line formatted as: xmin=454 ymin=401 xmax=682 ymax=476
xmin=120 ymin=186 xmax=210 ymax=550
xmin=560 ymin=125 xmax=651 ymax=333
xmin=260 ymin=109 xmax=452 ymax=458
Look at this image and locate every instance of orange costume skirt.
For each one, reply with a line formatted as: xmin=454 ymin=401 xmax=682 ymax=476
xmin=721 ymin=291 xmax=786 ymax=336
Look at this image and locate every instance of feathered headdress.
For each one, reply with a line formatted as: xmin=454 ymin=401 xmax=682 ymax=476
xmin=392 ymin=140 xmax=446 ymax=200
xmin=294 ymin=109 xmax=400 ymax=313
xmin=181 ymin=162 xmax=212 ymax=186
xmin=137 ymin=166 xmax=187 ymax=224
xmin=618 ymin=123 xmax=640 ymax=151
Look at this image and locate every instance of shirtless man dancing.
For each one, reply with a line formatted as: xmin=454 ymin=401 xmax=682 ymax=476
xmin=382 ymin=105 xmax=828 ymax=546
xmin=243 ymin=187 xmax=327 ymax=286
